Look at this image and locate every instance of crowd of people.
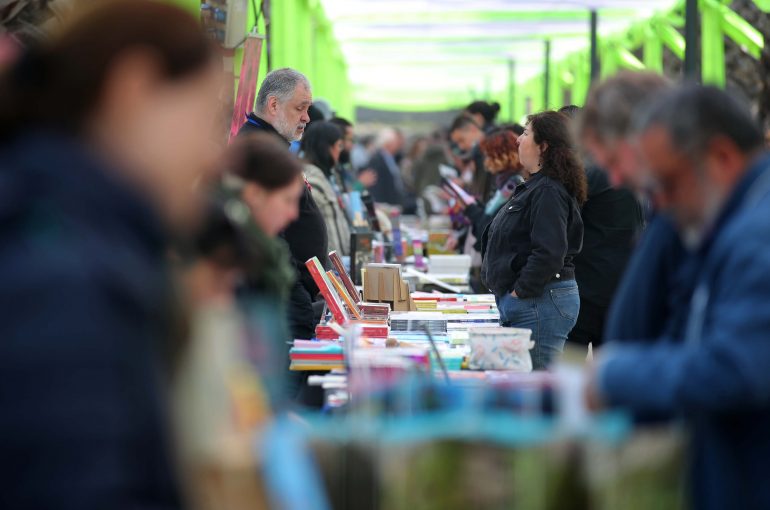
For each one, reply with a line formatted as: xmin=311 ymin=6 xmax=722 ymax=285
xmin=1 ymin=2 xmax=770 ymax=509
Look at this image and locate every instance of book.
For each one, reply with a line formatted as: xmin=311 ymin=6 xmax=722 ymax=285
xmin=441 ymin=177 xmax=476 ymax=207
xmin=305 ymin=257 xmax=349 ymax=325
xmin=361 ymin=192 xmax=381 ymax=232
xmin=350 ymin=231 xmax=374 ymax=286
xmin=329 ymin=251 xmax=361 ymax=304
xmin=327 ymin=270 xmax=363 ymax=320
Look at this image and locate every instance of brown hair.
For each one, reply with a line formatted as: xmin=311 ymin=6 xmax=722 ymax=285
xmin=479 ymin=129 xmax=521 ymax=173
xmin=0 ymin=0 xmax=217 ymax=140
xmin=228 ymin=133 xmax=303 ymax=190
xmin=527 ymin=111 xmax=587 ymax=204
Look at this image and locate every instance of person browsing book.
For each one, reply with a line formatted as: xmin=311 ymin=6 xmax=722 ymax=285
xmin=481 ymin=111 xmax=586 ymax=369
xmin=238 ymin=68 xmax=329 ymax=352
xmin=301 ymin=121 xmax=352 ymax=256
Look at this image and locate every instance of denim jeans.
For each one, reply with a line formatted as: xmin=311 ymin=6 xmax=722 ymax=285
xmin=496 ymin=280 xmax=580 ymax=370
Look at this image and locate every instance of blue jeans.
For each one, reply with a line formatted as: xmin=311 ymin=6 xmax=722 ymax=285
xmin=496 ymin=280 xmax=580 ymax=370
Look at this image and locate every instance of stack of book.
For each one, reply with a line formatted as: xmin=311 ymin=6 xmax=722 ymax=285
xmin=306 ymin=254 xmax=391 ymax=341
xmin=289 ymin=340 xmax=345 ymax=371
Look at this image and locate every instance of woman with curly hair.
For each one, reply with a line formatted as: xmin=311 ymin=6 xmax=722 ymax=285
xmin=481 ymin=111 xmax=587 ymax=369
xmin=462 ymin=128 xmax=524 ymax=252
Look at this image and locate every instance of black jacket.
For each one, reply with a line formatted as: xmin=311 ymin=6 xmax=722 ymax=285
xmin=0 ymin=133 xmax=181 ymax=509
xmin=481 ymin=172 xmax=583 ymax=298
xmin=574 ymin=166 xmax=643 ymax=307
xmin=238 ymin=113 xmax=329 ymax=295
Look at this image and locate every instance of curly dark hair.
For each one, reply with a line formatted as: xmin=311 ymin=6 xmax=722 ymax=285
xmin=527 ymin=111 xmax=587 ymax=204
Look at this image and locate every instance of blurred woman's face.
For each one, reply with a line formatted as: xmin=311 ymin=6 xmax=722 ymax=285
xmin=244 ymin=176 xmax=304 ymax=236
xmin=92 ymin=52 xmax=225 ymax=232
xmin=517 ymin=123 xmax=544 ymax=173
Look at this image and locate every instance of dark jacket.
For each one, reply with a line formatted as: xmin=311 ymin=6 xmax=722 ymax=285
xmin=573 ymin=166 xmax=644 ymax=307
xmin=238 ymin=115 xmax=328 ymax=347
xmin=366 ymin=149 xmax=405 ymax=206
xmin=604 ymin=213 xmax=695 ymax=342
xmin=0 ymin=133 xmax=181 ymax=509
xmin=238 ymin=113 xmax=329 ymax=296
xmin=600 ymin=153 xmax=770 ymax=510
xmin=480 ymin=172 xmax=583 ymax=298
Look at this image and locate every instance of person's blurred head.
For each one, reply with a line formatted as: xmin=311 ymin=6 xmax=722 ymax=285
xmin=407 ymin=136 xmax=429 ymax=161
xmin=465 ymin=100 xmax=501 ymax=129
xmin=634 ymin=85 xmax=764 ymax=248
xmin=578 ymin=71 xmax=669 ymax=189
xmin=228 ymin=133 xmax=304 ymax=236
xmin=558 ymin=104 xmax=581 ymax=119
xmin=301 ymin=121 xmax=343 ymax=175
xmin=480 ymin=129 xmax=521 ymax=175
xmin=376 ymin=127 xmax=402 ymax=156
xmin=255 ymin=67 xmax=312 ymax=142
xmin=449 ymin=115 xmax=484 ymax=153
xmin=307 ymin=103 xmax=325 ymax=125
xmin=521 ymin=111 xmax=587 ymax=204
xmin=0 ymin=0 xmax=223 ymax=231
xmin=330 ymin=116 xmax=354 ymax=163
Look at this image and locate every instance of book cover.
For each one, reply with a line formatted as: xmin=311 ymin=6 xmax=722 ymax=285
xmin=441 ymin=177 xmax=476 ymax=207
xmin=327 ymin=270 xmax=363 ymax=320
xmin=350 ymin=231 xmax=374 ymax=286
xmin=305 ymin=257 xmax=349 ymax=325
xmin=329 ymin=251 xmax=361 ymax=304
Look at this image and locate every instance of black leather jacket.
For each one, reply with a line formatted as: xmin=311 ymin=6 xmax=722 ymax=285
xmin=481 ymin=172 xmax=583 ymax=298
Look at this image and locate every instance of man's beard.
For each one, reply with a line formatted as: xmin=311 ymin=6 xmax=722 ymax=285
xmin=339 ymin=149 xmax=351 ymax=165
xmin=679 ymin=186 xmax=726 ymax=251
xmin=274 ymin=115 xmax=304 ymax=142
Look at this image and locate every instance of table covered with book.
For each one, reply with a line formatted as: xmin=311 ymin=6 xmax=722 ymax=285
xmin=272 ymin=252 xmax=688 ymax=510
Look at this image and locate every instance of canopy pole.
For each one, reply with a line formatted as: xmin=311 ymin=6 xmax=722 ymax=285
xmin=590 ymin=10 xmax=599 ymax=83
xmin=508 ymin=58 xmax=516 ymax=122
xmin=683 ymin=0 xmax=700 ymax=81
xmin=544 ymin=39 xmax=551 ymax=109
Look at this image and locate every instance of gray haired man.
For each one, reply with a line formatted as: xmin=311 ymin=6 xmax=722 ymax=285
xmin=240 ymin=67 xmax=312 ymax=143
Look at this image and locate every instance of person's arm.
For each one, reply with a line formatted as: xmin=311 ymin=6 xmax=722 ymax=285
xmin=513 ymin=186 xmax=569 ymax=298
xmin=598 ymin=234 xmax=770 ymax=415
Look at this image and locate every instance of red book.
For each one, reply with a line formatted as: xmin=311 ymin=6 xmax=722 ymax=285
xmin=329 ymin=251 xmax=361 ymax=304
xmin=305 ymin=257 xmax=349 ymax=324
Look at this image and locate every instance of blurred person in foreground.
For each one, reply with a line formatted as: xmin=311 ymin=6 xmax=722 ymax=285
xmin=481 ymin=111 xmax=586 ymax=369
xmin=301 ymin=121 xmax=352 ymax=256
xmin=559 ymin=104 xmax=644 ymax=350
xmin=174 ymin=137 xmax=304 ymax=502
xmin=587 ymin=84 xmax=770 ymax=510
xmin=0 ymin=2 xmax=223 ymax=508
xmin=577 ymin=71 xmax=695 ymax=344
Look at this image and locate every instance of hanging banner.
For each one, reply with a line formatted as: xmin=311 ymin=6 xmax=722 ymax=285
xmin=229 ymin=35 xmax=263 ymax=142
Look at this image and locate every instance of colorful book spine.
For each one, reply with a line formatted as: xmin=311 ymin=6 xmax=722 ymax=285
xmin=329 ymin=251 xmax=361 ymax=304
xmin=327 ymin=270 xmax=363 ymax=320
xmin=305 ymin=257 xmax=349 ymax=324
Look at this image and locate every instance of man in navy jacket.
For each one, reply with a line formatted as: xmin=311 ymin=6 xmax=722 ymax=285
xmin=589 ymin=85 xmax=770 ymax=510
